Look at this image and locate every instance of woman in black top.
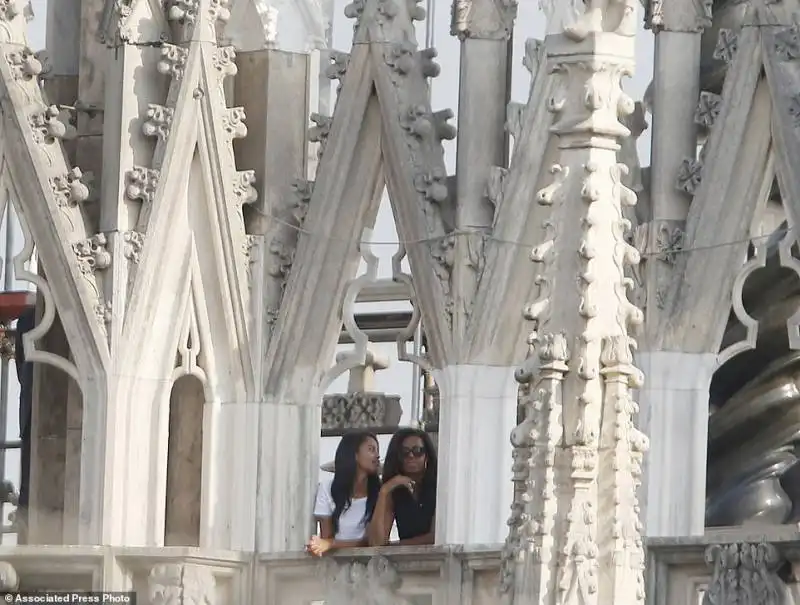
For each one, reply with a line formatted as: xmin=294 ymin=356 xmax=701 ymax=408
xmin=368 ymin=428 xmax=437 ymax=546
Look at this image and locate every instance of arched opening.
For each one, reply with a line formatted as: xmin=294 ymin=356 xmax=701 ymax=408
xmin=164 ymin=374 xmax=205 ymax=547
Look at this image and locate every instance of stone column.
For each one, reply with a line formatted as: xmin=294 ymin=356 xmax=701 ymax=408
xmin=637 ymin=352 xmax=716 ymax=537
xmin=432 ymin=0 xmax=519 ymax=547
xmin=449 ymin=0 xmax=516 ymax=343
xmin=434 ymin=364 xmax=518 ymax=544
xmin=639 ymin=0 xmax=713 ymax=538
xmin=501 ymin=3 xmax=648 ymax=603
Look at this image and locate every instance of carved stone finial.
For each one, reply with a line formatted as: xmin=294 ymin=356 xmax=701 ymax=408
xmin=233 ymin=171 xmax=258 ymax=207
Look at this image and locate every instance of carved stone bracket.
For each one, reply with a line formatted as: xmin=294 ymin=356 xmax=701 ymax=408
xmin=323 ymin=556 xmax=412 ymax=605
xmin=703 ymin=542 xmax=788 ymax=605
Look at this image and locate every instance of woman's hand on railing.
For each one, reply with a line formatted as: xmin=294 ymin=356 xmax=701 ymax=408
xmin=305 ymin=535 xmax=332 ymax=557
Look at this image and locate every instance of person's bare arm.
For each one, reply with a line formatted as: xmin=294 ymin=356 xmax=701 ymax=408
xmin=368 ymin=488 xmax=395 ymax=546
xmin=308 ymin=518 xmax=367 ymax=556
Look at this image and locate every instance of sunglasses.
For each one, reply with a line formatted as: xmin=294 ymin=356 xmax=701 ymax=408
xmin=401 ymin=446 xmax=426 ymax=459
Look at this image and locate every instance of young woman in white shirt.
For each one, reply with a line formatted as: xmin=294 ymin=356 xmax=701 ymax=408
xmin=306 ymin=430 xmax=380 ymax=556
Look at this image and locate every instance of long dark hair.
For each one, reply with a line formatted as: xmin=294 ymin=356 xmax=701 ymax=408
xmin=383 ymin=428 xmax=437 ymax=488
xmin=331 ymin=430 xmax=381 ymax=535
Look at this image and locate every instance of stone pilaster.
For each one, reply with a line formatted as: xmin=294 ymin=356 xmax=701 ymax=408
xmin=501 ymin=3 xmax=649 ymax=604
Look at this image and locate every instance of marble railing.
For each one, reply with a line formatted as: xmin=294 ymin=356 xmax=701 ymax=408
xmin=0 ymin=544 xmax=503 ymax=604
xmin=4 ymin=530 xmax=800 ymax=604
xmin=646 ymin=526 xmax=800 ymax=605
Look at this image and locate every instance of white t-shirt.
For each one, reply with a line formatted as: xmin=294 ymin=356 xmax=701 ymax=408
xmin=313 ymin=479 xmax=368 ymax=541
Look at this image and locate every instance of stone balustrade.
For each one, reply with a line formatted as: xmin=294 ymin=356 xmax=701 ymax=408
xmin=0 ymin=544 xmax=502 ymax=604
xmin=6 ymin=531 xmax=800 ymax=604
xmin=647 ymin=526 xmax=800 ymax=605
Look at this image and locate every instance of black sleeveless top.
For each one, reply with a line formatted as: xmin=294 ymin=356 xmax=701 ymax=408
xmin=391 ymin=481 xmax=436 ymax=540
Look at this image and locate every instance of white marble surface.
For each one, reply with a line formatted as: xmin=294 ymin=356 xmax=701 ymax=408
xmin=637 ymin=351 xmax=718 ymax=538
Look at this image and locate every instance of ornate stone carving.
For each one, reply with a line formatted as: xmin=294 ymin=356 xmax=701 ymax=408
xmin=714 ymin=29 xmax=739 ymax=65
xmin=695 ymin=91 xmax=722 ymax=130
xmin=50 ymin=168 xmax=91 ymax=207
xmin=95 ymin=300 xmax=113 ymax=329
xmin=703 ymin=542 xmax=788 ymax=605
xmin=0 ymin=0 xmax=19 ymax=22
xmin=125 ymin=167 xmax=159 ymax=206
xmin=149 ymin=563 xmax=216 ymax=605
xmin=142 ymin=104 xmax=174 ymax=142
xmin=212 ymin=47 xmax=238 ymax=79
xmin=676 ymin=157 xmax=703 ymax=195
xmin=123 ymin=230 xmax=144 ymax=263
xmin=432 ymin=109 xmax=457 ymax=141
xmin=656 ymin=223 xmax=685 ymax=264
xmin=5 ymin=47 xmax=43 ymax=81
xmin=325 ymin=50 xmax=350 ymax=92
xmin=73 ymin=234 xmax=112 ymax=275
xmin=450 ymin=0 xmax=518 ymax=40
xmin=221 ymin=107 xmax=248 ymax=141
xmin=157 ymin=44 xmax=189 ymax=81
xmin=290 ymin=180 xmax=313 ymax=223
xmin=233 ymin=171 xmax=258 ymax=207
xmin=29 ymin=105 xmax=69 ymax=144
xmin=309 ymin=113 xmax=332 ymax=159
xmin=167 ymin=0 xmax=231 ymax=26
xmin=385 ymin=41 xmax=419 ymax=75
xmin=323 ymin=556 xmax=412 ymax=605
xmin=504 ymin=7 xmax=646 ymax=602
xmin=321 ymin=393 xmax=403 ymax=431
xmin=775 ymin=24 xmax=800 ymax=62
